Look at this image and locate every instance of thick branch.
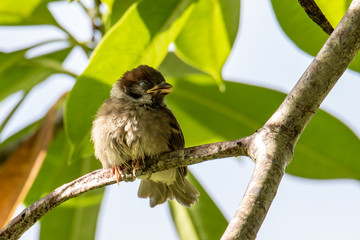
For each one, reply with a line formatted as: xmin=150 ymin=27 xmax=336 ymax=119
xmin=221 ymin=1 xmax=360 ymax=239
xmin=3 ymin=1 xmax=360 ymax=239
xmin=0 ymin=138 xmax=250 ymax=240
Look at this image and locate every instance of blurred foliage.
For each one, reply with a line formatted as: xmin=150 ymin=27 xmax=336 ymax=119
xmin=271 ymin=0 xmax=360 ymax=72
xmin=169 ymin=172 xmax=228 ymax=240
xmin=0 ymin=0 xmax=359 ymax=239
xmin=25 ymin=132 xmax=104 ymax=240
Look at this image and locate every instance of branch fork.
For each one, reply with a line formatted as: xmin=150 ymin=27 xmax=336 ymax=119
xmin=2 ymin=0 xmax=360 ymax=239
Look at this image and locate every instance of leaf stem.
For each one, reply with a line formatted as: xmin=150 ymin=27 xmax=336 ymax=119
xmin=0 ymin=91 xmax=29 ymax=137
xmin=24 ymin=39 xmax=69 ymax=51
xmin=55 ymin=23 xmax=93 ymax=54
xmin=93 ymin=0 xmax=105 ymax=35
xmin=29 ymin=58 xmax=78 ymax=78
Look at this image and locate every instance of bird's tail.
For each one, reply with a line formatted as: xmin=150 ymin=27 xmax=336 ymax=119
xmin=137 ymin=169 xmax=199 ymax=208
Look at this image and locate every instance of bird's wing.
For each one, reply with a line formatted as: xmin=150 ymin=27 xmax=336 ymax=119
xmin=164 ymin=108 xmax=185 ymax=151
xmin=164 ymin=108 xmax=187 ymax=177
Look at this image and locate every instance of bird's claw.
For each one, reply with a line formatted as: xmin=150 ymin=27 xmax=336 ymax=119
xmin=112 ymin=166 xmax=125 ymax=185
xmin=132 ymin=159 xmax=140 ymax=176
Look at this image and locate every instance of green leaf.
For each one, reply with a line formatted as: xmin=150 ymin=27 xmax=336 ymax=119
xmin=159 ymin=53 xmax=280 ymax=145
xmin=25 ymin=132 xmax=103 ymax=240
xmin=168 ymin=171 xmax=228 ymax=240
xmin=0 ymin=120 xmax=41 ymax=164
xmin=166 ymin=76 xmax=281 ymax=146
xmin=158 ymin=52 xmax=204 ymax=78
xmin=288 ymin=112 xmax=360 ymax=179
xmin=174 ymin=0 xmax=240 ymax=86
xmin=166 ymin=74 xmax=360 ymax=179
xmin=0 ymin=50 xmax=27 ymax=75
xmin=0 ymin=47 xmax=72 ymax=102
xmin=315 ymin=0 xmax=351 ymax=27
xmin=0 ymin=0 xmax=57 ymax=25
xmin=161 ymin=53 xmax=360 ymax=179
xmin=271 ymin=0 xmax=360 ymax=72
xmin=101 ymin=0 xmax=137 ymax=31
xmin=65 ymin=0 xmax=197 ymax=158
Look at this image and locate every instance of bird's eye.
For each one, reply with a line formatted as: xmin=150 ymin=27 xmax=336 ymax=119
xmin=139 ymin=80 xmax=150 ymax=89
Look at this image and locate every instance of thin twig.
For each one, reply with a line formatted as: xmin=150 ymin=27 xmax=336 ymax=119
xmin=298 ymin=0 xmax=334 ymax=35
xmin=23 ymin=39 xmax=70 ymax=52
xmin=0 ymin=137 xmax=250 ymax=240
xmin=93 ymin=0 xmax=105 ymax=35
xmin=0 ymin=91 xmax=29 ymax=138
xmin=28 ymin=58 xmax=78 ymax=78
xmin=55 ymin=22 xmax=93 ymax=54
xmin=221 ymin=1 xmax=360 ymax=239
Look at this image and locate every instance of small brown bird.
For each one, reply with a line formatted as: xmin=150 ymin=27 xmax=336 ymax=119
xmin=91 ymin=65 xmax=199 ymax=207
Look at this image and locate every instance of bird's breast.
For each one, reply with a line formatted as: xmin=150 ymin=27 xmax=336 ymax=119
xmin=92 ymin=101 xmax=172 ymax=168
xmin=124 ymin=107 xmax=171 ymax=158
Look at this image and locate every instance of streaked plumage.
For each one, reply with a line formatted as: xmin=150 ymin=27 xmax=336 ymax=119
xmin=91 ymin=65 xmax=199 ymax=207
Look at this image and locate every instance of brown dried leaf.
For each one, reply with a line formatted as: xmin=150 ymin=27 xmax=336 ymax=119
xmin=0 ymin=93 xmax=67 ymax=228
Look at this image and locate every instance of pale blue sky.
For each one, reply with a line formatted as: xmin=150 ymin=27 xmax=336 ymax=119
xmin=1 ymin=0 xmax=359 ymax=239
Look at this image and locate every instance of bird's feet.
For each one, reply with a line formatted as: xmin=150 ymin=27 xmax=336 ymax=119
xmin=111 ymin=163 xmax=139 ymax=185
xmin=111 ymin=166 xmax=127 ymax=185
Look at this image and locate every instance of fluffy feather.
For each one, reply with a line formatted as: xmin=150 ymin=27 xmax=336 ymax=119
xmin=91 ymin=65 xmax=199 ymax=207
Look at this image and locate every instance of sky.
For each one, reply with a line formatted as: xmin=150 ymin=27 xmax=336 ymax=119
xmin=1 ymin=0 xmax=360 ymax=239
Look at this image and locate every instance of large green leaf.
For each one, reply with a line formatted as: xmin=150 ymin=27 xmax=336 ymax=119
xmin=316 ymin=0 xmax=351 ymax=27
xmin=168 ymin=172 xmax=228 ymax=240
xmin=25 ymin=132 xmax=103 ymax=240
xmin=160 ymin=52 xmax=360 ymax=179
xmin=0 ymin=120 xmax=41 ymax=164
xmin=0 ymin=50 xmax=27 ymax=101
xmin=288 ymin=112 xmax=360 ymax=179
xmin=0 ymin=0 xmax=57 ymax=25
xmin=101 ymin=0 xmax=137 ymax=31
xmin=65 ymin=0 xmax=196 ymax=158
xmin=167 ymin=76 xmax=281 ymax=146
xmin=175 ymin=0 xmax=240 ymax=86
xmin=271 ymin=0 xmax=360 ymax=72
xmin=0 ymin=47 xmax=72 ymax=102
xmin=159 ymin=52 xmax=276 ymax=146
xmin=166 ymin=74 xmax=360 ymax=179
xmin=158 ymin=52 xmax=204 ymax=78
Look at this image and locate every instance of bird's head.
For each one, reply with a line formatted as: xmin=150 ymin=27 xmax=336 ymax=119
xmin=111 ymin=65 xmax=172 ymax=106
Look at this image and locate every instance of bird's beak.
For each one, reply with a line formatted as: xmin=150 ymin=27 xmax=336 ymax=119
xmin=146 ymin=82 xmax=173 ymax=95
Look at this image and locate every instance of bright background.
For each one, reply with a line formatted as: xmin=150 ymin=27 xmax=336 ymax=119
xmin=1 ymin=0 xmax=359 ymax=239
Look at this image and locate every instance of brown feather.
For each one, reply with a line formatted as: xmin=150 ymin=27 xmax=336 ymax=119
xmin=91 ymin=65 xmax=199 ymax=207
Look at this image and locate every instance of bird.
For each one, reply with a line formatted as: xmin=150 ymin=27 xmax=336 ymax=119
xmin=91 ymin=65 xmax=199 ymax=207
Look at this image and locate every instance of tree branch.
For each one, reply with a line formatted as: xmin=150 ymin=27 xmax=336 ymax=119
xmin=0 ymin=138 xmax=250 ymax=240
xmin=221 ymin=1 xmax=360 ymax=239
xmin=298 ymin=0 xmax=334 ymax=35
xmin=2 ymin=1 xmax=360 ymax=239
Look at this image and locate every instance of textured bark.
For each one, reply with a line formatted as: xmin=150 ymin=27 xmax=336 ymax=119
xmin=221 ymin=1 xmax=360 ymax=239
xmin=2 ymin=1 xmax=360 ymax=239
